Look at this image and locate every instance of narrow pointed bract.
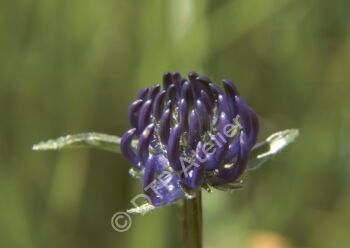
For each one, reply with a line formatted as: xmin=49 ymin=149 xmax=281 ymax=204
xmin=120 ymin=72 xmax=259 ymax=206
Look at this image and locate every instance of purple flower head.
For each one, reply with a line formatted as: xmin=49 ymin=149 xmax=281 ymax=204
xmin=120 ymin=72 xmax=259 ymax=207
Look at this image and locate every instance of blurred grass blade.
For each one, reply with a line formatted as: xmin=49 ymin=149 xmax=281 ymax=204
xmin=32 ymin=133 xmax=124 ymax=153
xmin=247 ymin=129 xmax=299 ymax=170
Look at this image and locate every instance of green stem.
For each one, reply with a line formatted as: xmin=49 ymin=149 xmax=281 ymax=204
xmin=182 ymin=191 xmax=202 ymax=248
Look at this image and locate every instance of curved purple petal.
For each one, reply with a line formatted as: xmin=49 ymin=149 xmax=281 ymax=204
xmin=218 ymin=94 xmax=233 ymax=120
xmin=138 ymin=100 xmax=153 ymax=132
xmin=172 ymin=72 xmax=183 ymax=101
xmin=178 ymin=98 xmax=189 ymax=132
xmin=223 ymin=134 xmax=240 ymax=164
xmin=209 ymin=130 xmax=249 ymax=185
xmin=136 ymin=124 xmax=155 ymax=164
xmin=120 ymin=128 xmax=140 ymax=169
xmin=159 ymin=109 xmax=171 ymax=144
xmin=188 ymin=71 xmax=200 ymax=99
xmin=182 ymin=142 xmax=205 ymax=189
xmin=163 ymin=72 xmax=172 ymax=90
xmin=209 ymin=82 xmax=223 ymax=98
xmin=223 ymin=79 xmax=239 ymax=116
xmin=149 ymin=84 xmax=160 ymax=100
xmin=200 ymin=90 xmax=214 ymax=113
xmin=196 ymin=99 xmax=210 ymax=133
xmin=152 ymin=90 xmax=166 ymax=120
xmin=188 ymin=110 xmax=201 ymax=150
xmin=196 ymin=76 xmax=215 ymax=102
xmin=167 ymin=124 xmax=182 ymax=171
xmin=204 ymin=112 xmax=229 ymax=170
xmin=165 ymin=84 xmax=176 ymax=103
xmin=181 ymin=81 xmax=193 ymax=106
xmin=136 ymin=87 xmax=149 ymax=100
xmin=128 ymin=100 xmax=143 ymax=129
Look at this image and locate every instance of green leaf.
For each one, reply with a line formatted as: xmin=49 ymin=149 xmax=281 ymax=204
xmin=127 ymin=203 xmax=156 ymax=215
xmin=247 ymin=129 xmax=299 ymax=170
xmin=32 ymin=129 xmax=299 ymax=169
xmin=32 ymin=132 xmax=124 ymax=153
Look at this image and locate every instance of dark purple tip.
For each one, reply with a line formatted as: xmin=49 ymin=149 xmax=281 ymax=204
xmin=222 ymin=79 xmax=239 ymax=96
xmin=181 ymin=81 xmax=193 ymax=106
xmin=188 ymin=72 xmax=200 ymax=99
xmin=165 ymin=84 xmax=176 ymax=103
xmin=128 ymin=100 xmax=143 ymax=129
xmin=197 ymin=77 xmax=215 ymax=102
xmin=188 ymin=71 xmax=199 ymax=82
xmin=163 ymin=72 xmax=172 ymax=90
xmin=172 ymin=72 xmax=181 ymax=81
xmin=196 ymin=76 xmax=212 ymax=85
xmin=136 ymin=87 xmax=149 ymax=100
xmin=149 ymin=84 xmax=160 ymax=100
xmin=209 ymin=82 xmax=223 ymax=97
xmin=172 ymin=72 xmax=183 ymax=100
xmin=152 ymin=90 xmax=166 ymax=120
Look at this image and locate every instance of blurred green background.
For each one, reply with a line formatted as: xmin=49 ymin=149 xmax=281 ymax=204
xmin=1 ymin=0 xmax=349 ymax=247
